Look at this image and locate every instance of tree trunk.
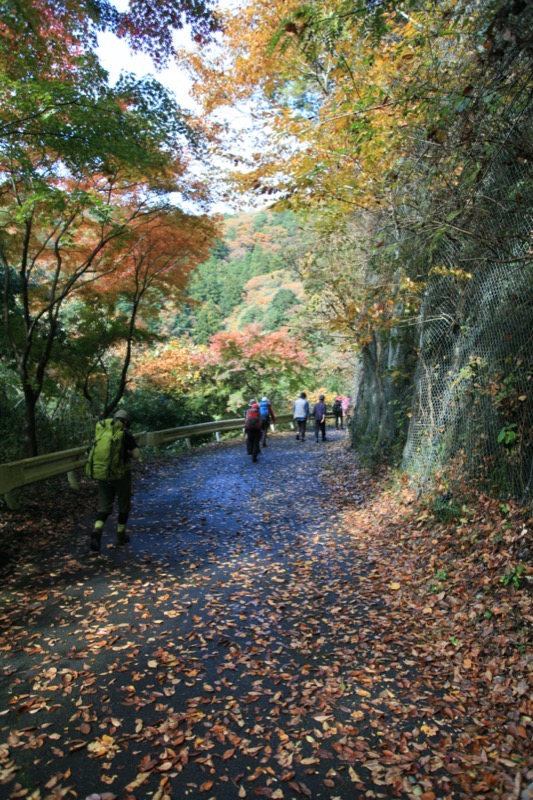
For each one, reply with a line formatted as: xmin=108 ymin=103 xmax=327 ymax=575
xmin=22 ymin=382 xmax=39 ymax=457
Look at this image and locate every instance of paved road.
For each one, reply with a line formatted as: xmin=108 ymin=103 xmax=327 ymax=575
xmin=0 ymin=429 xmax=451 ymax=800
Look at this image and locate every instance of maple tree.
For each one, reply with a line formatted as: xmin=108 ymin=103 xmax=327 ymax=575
xmin=69 ymin=208 xmax=217 ymax=417
xmin=132 ymin=338 xmax=205 ymax=399
xmin=0 ymin=73 xmax=216 ymax=454
xmin=0 ymin=0 xmax=220 ymax=79
xmin=199 ymin=323 xmax=310 ymax=412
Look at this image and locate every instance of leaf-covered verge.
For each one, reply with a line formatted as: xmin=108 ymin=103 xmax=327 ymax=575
xmin=0 ymin=436 xmax=531 ymax=800
xmin=321 ymin=447 xmax=533 ymax=797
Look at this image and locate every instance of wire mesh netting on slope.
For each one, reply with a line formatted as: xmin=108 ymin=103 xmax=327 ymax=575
xmin=400 ymin=14 xmax=533 ymax=504
xmin=402 ymin=196 xmax=533 ymax=503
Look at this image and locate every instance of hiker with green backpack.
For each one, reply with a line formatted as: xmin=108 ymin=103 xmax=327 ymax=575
xmin=85 ymin=409 xmax=141 ymax=553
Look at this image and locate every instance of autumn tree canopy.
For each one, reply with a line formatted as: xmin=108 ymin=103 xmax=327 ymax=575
xmin=0 ymin=0 xmax=220 ymax=455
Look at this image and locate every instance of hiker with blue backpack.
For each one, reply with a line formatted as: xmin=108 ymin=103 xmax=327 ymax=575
xmin=85 ymin=409 xmax=141 ymax=552
xmin=259 ymin=396 xmax=276 ymax=448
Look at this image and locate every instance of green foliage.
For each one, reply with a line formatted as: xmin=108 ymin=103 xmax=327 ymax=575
xmin=193 ymin=300 xmax=224 ymax=345
xmin=125 ymin=385 xmax=223 ymax=433
xmin=497 ymin=423 xmax=518 ymax=448
xmin=125 ymin=390 xmax=187 ymax=432
xmin=428 ymin=568 xmax=449 ymax=593
xmin=500 ymin=565 xmax=525 ymax=589
xmin=430 ymin=496 xmax=463 ymax=523
xmin=187 ymin=211 xmax=304 ymax=343
xmin=263 ymin=288 xmax=300 ymax=331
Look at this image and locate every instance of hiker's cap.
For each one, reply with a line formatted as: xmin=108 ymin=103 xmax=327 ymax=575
xmin=261 ymin=396 xmax=268 ymax=402
xmin=114 ymin=409 xmax=129 ymax=422
xmin=319 ymin=394 xmax=325 ymax=400
xmin=249 ymin=398 xmax=257 ymax=405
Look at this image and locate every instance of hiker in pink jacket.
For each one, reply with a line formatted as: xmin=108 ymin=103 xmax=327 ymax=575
xmin=342 ymin=395 xmax=351 ymax=425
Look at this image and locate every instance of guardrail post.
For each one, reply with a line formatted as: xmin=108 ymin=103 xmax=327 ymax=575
xmin=146 ymin=432 xmax=160 ymax=456
xmin=67 ymin=471 xmax=80 ymax=491
xmin=3 ymin=491 xmax=20 ymax=511
xmin=185 ymin=438 xmax=192 ymax=450
xmin=215 ymin=432 xmax=221 ymax=443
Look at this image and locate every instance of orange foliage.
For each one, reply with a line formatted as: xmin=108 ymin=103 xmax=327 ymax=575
xmin=132 ymin=339 xmax=206 ymax=395
xmin=179 ymin=1 xmax=482 ymax=214
xmin=206 ymin=324 xmax=308 ymax=369
xmin=88 ymin=208 xmax=217 ymax=306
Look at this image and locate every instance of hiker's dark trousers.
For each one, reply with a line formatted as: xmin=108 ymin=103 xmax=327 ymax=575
xmin=315 ymin=420 xmax=326 ymax=441
xmin=296 ymin=419 xmax=307 ymax=440
xmin=246 ymin=429 xmax=261 ymax=459
xmin=260 ymin=418 xmax=270 ymax=447
xmin=96 ymin=472 xmax=132 ymax=525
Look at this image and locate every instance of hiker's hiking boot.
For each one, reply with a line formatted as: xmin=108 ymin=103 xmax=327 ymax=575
xmin=115 ymin=530 xmax=130 ymax=546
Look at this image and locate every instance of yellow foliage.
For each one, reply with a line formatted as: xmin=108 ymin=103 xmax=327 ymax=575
xmin=131 ymin=339 xmax=207 ymax=396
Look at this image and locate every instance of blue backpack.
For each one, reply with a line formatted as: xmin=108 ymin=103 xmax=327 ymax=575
xmin=259 ymin=399 xmax=270 ymax=420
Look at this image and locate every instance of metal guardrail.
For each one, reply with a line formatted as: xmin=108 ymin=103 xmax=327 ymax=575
xmin=0 ymin=414 xmax=295 ymax=509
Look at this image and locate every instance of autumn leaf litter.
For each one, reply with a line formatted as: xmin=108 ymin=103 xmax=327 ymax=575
xmin=0 ymin=432 xmax=531 ymax=800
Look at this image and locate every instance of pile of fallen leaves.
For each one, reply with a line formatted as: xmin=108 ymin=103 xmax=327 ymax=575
xmin=321 ymin=441 xmax=532 ymax=799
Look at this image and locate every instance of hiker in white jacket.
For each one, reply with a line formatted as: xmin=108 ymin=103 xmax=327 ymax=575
xmin=293 ymin=392 xmax=310 ymax=441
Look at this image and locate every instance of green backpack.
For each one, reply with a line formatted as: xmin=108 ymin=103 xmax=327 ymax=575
xmin=85 ymin=419 xmax=127 ymax=480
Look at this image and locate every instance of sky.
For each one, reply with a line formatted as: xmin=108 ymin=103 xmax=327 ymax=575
xmin=96 ymin=28 xmax=198 ymax=113
xmin=96 ymin=2 xmax=247 ymax=214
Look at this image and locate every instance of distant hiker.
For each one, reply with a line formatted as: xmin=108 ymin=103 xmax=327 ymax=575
xmin=293 ymin=392 xmax=310 ymax=441
xmin=332 ymin=396 xmax=343 ymax=430
xmin=259 ymin=396 xmax=276 ymax=448
xmin=342 ymin=395 xmax=352 ymax=425
xmin=313 ymin=395 xmax=327 ymax=442
xmin=85 ymin=409 xmax=141 ymax=553
xmin=244 ymin=399 xmax=262 ymax=463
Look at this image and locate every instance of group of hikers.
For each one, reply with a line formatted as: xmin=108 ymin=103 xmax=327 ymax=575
xmin=244 ymin=392 xmax=351 ymax=460
xmin=86 ymin=391 xmax=351 ymax=551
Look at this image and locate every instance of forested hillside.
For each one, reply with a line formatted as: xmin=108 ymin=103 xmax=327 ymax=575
xmin=168 ymin=210 xmax=305 ymax=343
